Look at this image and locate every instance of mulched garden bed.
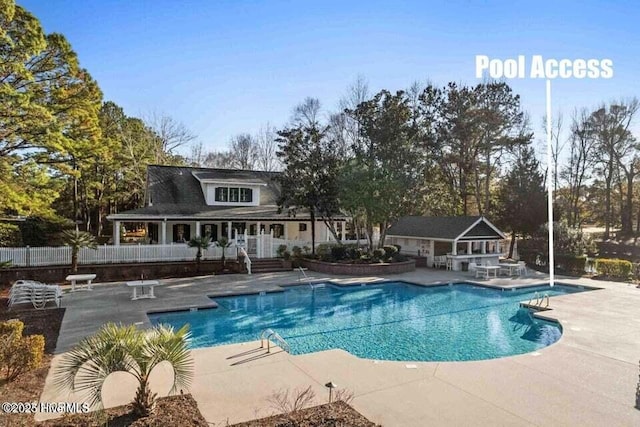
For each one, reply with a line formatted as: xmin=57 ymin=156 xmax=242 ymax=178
xmin=0 ymin=293 xmax=65 ymax=426
xmin=39 ymin=394 xmax=208 ymax=427
xmin=0 ymin=296 xmax=65 ymax=353
xmin=231 ymin=401 xmax=379 ymax=427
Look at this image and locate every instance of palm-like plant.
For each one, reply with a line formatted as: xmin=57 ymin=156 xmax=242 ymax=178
xmin=61 ymin=229 xmax=98 ymax=272
xmin=216 ymin=236 xmax=232 ymax=267
xmin=188 ymin=235 xmax=212 ymax=266
xmin=54 ymin=323 xmax=193 ymax=417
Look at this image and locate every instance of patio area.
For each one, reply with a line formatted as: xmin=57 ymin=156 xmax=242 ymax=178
xmin=35 ymin=269 xmax=640 ymax=426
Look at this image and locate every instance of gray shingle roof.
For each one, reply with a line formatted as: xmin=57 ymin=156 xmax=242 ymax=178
xmin=146 ymin=165 xmax=281 ymax=206
xmin=109 ymin=165 xmax=348 ymax=221
xmin=387 ymin=216 xmax=503 ymax=240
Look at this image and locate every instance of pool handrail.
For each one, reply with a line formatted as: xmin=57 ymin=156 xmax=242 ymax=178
xmin=259 ymin=328 xmax=290 ymax=353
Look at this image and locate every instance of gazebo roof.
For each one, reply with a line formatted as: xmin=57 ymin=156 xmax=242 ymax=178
xmin=387 ymin=216 xmax=505 ymax=241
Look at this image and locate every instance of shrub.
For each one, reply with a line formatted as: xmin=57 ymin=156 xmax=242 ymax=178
xmin=0 ymin=319 xmax=45 ymax=381
xmin=276 ymin=244 xmax=288 ymax=258
xmin=331 ymin=245 xmax=348 ymax=261
xmin=372 ymin=248 xmax=385 ymax=260
xmin=291 ymin=246 xmax=302 ymax=258
xmin=392 ymin=244 xmax=401 ymax=253
xmin=345 ymin=245 xmax=362 ymax=260
xmin=382 ymin=245 xmax=398 ymax=258
xmin=555 ymin=254 xmax=587 ymax=276
xmin=0 ymin=223 xmax=22 ymax=247
xmin=316 ymin=243 xmax=335 ymax=257
xmin=283 ymin=250 xmax=291 ymax=261
xmin=392 ymin=252 xmax=407 ymax=262
xmin=595 ymin=258 xmax=632 ymax=280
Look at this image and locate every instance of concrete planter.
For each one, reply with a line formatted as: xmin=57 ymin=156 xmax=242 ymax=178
xmin=300 ymin=258 xmax=415 ymax=276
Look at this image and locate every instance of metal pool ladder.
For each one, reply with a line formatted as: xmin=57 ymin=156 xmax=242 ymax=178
xmin=298 ymin=266 xmax=314 ymax=289
xmin=259 ymin=328 xmax=291 ymax=353
xmin=527 ymin=292 xmax=550 ymax=309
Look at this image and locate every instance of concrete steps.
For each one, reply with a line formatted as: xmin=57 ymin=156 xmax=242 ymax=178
xmin=250 ymin=258 xmax=292 ymax=273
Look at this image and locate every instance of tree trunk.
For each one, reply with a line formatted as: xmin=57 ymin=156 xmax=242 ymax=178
xmin=133 ymin=377 xmax=157 ymax=417
xmin=509 ymin=234 xmax=517 ymax=259
xmin=622 ymin=167 xmax=634 ymax=235
xmin=604 ymin=161 xmax=613 ymax=240
xmin=71 ymin=250 xmax=78 ymax=273
xmin=378 ymin=221 xmax=388 ymax=248
xmin=484 ymin=147 xmax=492 ymax=215
xmin=310 ymin=209 xmax=316 ymax=255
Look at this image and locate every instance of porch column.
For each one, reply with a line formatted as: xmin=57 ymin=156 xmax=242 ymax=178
xmin=161 ymin=220 xmax=167 ymax=245
xmin=195 ymin=221 xmax=201 ymax=238
xmin=467 ymin=241 xmax=472 ymax=255
xmin=227 ymin=221 xmax=232 ymax=240
xmin=284 ymin=222 xmax=288 ymax=240
xmin=113 ymin=220 xmax=120 ymax=246
xmin=451 ymin=240 xmax=457 ymax=255
xmin=496 ymin=241 xmax=501 ymax=254
xmin=481 ymin=241 xmax=486 ymax=254
xmin=256 ymin=221 xmax=261 ymax=235
xmin=340 ymin=222 xmax=345 ymax=241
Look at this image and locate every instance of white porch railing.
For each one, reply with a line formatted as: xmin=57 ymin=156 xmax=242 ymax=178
xmin=0 ymin=235 xmax=376 ymax=268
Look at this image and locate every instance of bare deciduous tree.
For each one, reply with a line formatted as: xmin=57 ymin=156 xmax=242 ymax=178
xmin=560 ymin=109 xmax=597 ymax=228
xmin=291 ymin=97 xmax=322 ymax=127
xmin=589 ymin=98 xmax=639 ymax=237
xmin=145 ymin=112 xmax=196 ymax=162
xmin=254 ymin=123 xmax=281 ymax=171
xmin=228 ymin=133 xmax=257 ymax=169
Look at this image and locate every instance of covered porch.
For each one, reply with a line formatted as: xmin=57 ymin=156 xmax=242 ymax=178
xmin=110 ymin=218 xmax=348 ymax=247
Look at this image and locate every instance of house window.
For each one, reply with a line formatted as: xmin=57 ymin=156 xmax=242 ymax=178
xmin=214 ymin=187 xmax=253 ymax=203
xmin=240 ymin=188 xmax=253 ymax=202
xmin=229 ymin=188 xmax=239 ymax=202
xmin=299 ymin=223 xmax=307 ymax=232
xmin=270 ymin=224 xmax=284 ymax=238
xmin=215 ymin=187 xmax=228 ymax=202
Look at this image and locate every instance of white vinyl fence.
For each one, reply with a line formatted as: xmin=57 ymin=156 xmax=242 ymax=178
xmin=0 ymin=244 xmax=232 ymax=267
xmin=0 ymin=234 xmax=375 ymax=268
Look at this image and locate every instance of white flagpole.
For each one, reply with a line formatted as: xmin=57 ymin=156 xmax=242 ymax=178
xmin=546 ymin=79 xmax=554 ymax=287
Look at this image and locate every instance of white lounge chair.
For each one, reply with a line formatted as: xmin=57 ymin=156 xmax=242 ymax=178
xmin=8 ymin=280 xmax=62 ymax=309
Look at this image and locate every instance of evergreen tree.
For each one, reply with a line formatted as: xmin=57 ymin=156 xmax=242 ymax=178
xmin=496 ymin=146 xmax=547 ymax=258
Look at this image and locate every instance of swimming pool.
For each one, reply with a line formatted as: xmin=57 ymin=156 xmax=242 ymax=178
xmin=149 ymin=282 xmax=587 ymax=361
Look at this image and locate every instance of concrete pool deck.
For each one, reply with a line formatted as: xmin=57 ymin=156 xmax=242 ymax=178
xmin=36 ymin=269 xmax=640 ymax=426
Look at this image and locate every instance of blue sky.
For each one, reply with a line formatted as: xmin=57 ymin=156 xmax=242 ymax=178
xmin=20 ymin=0 xmax=640 ymax=153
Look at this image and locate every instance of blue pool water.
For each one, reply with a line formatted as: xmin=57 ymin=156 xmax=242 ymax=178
xmin=149 ymin=282 xmax=586 ymax=361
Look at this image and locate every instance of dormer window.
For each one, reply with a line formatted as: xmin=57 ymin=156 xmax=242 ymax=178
xmin=215 ymin=187 xmax=253 ymax=203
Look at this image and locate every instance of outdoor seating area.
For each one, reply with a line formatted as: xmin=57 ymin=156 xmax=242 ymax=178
xmin=469 ymin=260 xmax=527 ymax=279
xmin=8 ymin=280 xmax=62 ymax=309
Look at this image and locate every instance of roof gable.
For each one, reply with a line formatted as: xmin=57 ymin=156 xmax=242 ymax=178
xmin=387 ymin=216 xmax=504 ymax=240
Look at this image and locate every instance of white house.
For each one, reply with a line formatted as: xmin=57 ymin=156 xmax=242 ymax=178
xmin=106 ymin=165 xmax=349 ymax=250
xmin=386 ymin=216 xmax=507 ymax=271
